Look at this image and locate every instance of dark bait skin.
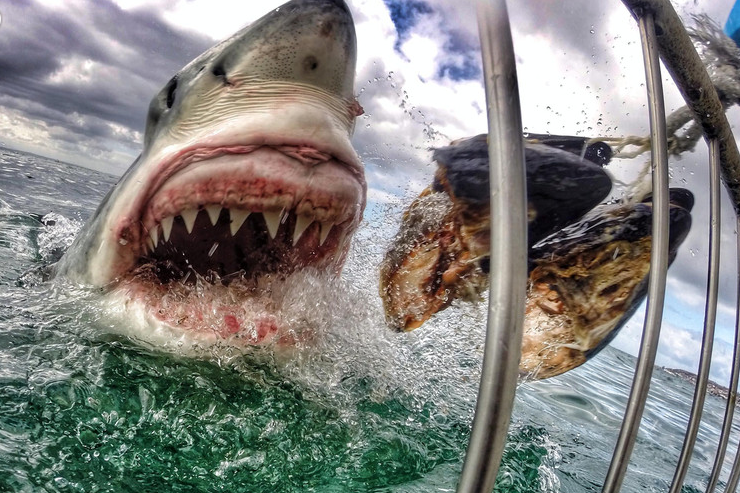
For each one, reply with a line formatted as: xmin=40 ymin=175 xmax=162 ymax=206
xmin=380 ymin=134 xmax=693 ymax=379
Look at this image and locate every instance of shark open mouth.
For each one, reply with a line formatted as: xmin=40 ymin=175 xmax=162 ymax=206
xmin=129 ymin=144 xmax=364 ymax=286
xmin=103 ymin=143 xmax=364 ymax=343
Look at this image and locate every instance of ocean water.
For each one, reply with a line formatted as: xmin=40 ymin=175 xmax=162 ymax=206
xmin=0 ymin=146 xmax=738 ymax=492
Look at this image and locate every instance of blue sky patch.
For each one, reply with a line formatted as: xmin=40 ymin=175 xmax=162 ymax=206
xmin=384 ymin=0 xmax=433 ymax=50
xmin=438 ymin=32 xmax=481 ymax=81
xmin=384 ymin=0 xmax=480 ymax=81
xmin=437 ymin=59 xmax=480 ymax=81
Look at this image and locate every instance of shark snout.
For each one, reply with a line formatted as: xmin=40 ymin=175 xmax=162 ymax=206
xmin=205 ymin=0 xmax=357 ymax=97
xmin=143 ymin=0 xmax=360 ymax=152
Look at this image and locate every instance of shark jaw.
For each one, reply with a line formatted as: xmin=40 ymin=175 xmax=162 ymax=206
xmin=113 ymin=136 xmax=365 ymax=344
xmin=54 ymin=0 xmax=365 ymax=342
xmin=104 ymin=89 xmax=366 ymax=287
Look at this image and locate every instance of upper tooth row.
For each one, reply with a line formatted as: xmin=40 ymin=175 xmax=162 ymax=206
xmin=146 ymin=207 xmax=334 ymax=249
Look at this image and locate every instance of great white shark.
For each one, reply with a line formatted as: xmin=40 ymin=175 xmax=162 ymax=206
xmin=52 ymin=0 xmax=365 ymax=344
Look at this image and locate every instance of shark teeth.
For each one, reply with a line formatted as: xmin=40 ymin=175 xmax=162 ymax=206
xmin=161 ymin=216 xmax=174 ymax=242
xmin=205 ymin=205 xmax=221 ymax=225
xmin=229 ymin=209 xmax=250 ymax=236
xmin=181 ymin=208 xmax=198 ymax=234
xmin=149 ymin=225 xmax=159 ymax=249
xmin=293 ymin=215 xmax=313 ymax=246
xmin=262 ymin=210 xmax=283 ymax=239
xmin=319 ymin=222 xmax=333 ymax=246
xmin=148 ymin=207 xmax=339 ymax=250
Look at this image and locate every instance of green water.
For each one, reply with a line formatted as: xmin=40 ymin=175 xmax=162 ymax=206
xmin=0 ymin=300 xmax=552 ymax=492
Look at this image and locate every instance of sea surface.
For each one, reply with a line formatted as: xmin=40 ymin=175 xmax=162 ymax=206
xmin=0 ymin=146 xmax=738 ymax=492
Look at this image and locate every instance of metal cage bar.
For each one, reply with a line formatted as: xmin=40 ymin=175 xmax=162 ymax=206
xmin=709 ymin=212 xmax=740 ymax=493
xmin=725 ymin=249 xmax=740 ymax=491
xmin=670 ymin=137 xmax=721 ymax=492
xmin=729 ymin=437 xmax=740 ymax=492
xmin=613 ymin=0 xmax=740 ymax=490
xmin=618 ymin=0 xmax=740 ymax=490
xmin=456 ymin=1 xmax=528 ymax=491
xmin=603 ymin=13 xmax=672 ymax=491
xmin=463 ymin=0 xmax=740 ymax=491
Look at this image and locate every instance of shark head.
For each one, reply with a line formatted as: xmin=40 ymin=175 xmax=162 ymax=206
xmin=55 ymin=0 xmax=365 ymax=341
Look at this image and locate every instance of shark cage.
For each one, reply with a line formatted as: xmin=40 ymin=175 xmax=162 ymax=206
xmin=458 ymin=0 xmax=740 ymax=492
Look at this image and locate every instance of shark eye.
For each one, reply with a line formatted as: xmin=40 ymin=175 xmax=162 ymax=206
xmin=165 ymin=77 xmax=178 ymax=109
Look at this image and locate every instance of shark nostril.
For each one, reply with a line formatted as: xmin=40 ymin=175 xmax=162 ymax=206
xmin=303 ymin=56 xmax=319 ymax=72
xmin=212 ymin=64 xmax=226 ymax=77
xmin=211 ymin=63 xmax=233 ymax=85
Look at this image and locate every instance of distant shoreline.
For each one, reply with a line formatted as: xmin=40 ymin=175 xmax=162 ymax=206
xmin=662 ymin=367 xmax=734 ymax=401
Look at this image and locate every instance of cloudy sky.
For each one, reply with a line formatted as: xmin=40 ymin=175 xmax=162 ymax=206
xmin=1 ymin=0 xmax=739 ymax=382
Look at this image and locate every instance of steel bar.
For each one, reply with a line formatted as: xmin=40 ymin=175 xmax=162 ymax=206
xmin=618 ymin=1 xmax=740 ymax=490
xmin=729 ymin=398 xmax=740 ymax=491
xmin=723 ymin=215 xmax=740 ymax=493
xmin=708 ymin=212 xmax=740 ymax=493
xmin=456 ymin=0 xmax=528 ymax=491
xmin=670 ymin=138 xmax=721 ymax=492
xmin=602 ymin=13 xmax=671 ymax=492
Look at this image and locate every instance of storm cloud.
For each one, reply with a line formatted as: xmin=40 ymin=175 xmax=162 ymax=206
xmin=0 ymin=0 xmax=213 ymax=169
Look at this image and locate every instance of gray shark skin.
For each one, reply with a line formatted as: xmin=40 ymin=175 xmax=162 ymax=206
xmin=52 ymin=0 xmax=365 ymax=340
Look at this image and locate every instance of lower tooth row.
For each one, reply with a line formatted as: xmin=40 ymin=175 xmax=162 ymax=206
xmin=146 ymin=208 xmax=335 ymax=250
